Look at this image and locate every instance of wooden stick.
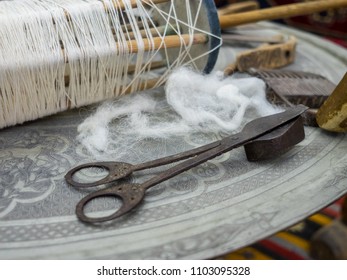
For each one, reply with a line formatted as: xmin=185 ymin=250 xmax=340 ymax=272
xmin=123 ymin=77 xmax=161 ymax=94
xmin=121 ymin=21 xmax=157 ymax=32
xmin=126 ymin=25 xmax=178 ymax=40
xmin=62 ymin=33 xmax=206 ymax=86
xmin=222 ymin=34 xmax=284 ymax=44
xmin=127 ymin=60 xmax=166 ymax=74
xmin=62 ymin=32 xmax=206 ymax=86
xmin=116 ymin=0 xmax=170 ymax=10
xmin=61 ymin=33 xmax=207 ymax=62
xmin=120 ymin=33 xmax=208 ymax=54
xmin=218 ymin=1 xmax=259 ymax=16
xmin=219 ymin=0 xmax=347 ymax=28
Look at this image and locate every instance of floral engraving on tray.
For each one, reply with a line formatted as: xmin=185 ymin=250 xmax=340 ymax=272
xmin=0 ymin=131 xmax=70 ymax=218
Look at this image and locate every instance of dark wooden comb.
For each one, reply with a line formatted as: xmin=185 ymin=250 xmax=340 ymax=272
xmin=247 ymin=68 xmax=336 ymax=126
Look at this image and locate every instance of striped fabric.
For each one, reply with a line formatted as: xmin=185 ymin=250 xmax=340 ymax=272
xmin=223 ymin=197 xmax=345 ymax=260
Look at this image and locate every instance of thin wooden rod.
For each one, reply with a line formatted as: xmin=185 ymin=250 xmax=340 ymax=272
xmin=121 ymin=21 xmax=158 ymax=32
xmin=218 ymin=1 xmax=259 ymax=16
xmin=116 ymin=0 xmax=170 ymax=10
xmin=61 ymin=33 xmax=207 ymax=62
xmin=219 ymin=0 xmax=347 ymax=28
xmin=222 ymin=34 xmax=284 ymax=44
xmin=126 ymin=25 xmax=177 ymax=40
xmin=127 ymin=60 xmax=166 ymax=74
xmin=62 ymin=32 xmax=206 ymax=86
xmin=121 ymin=33 xmax=208 ymax=53
xmin=123 ymin=77 xmax=160 ymax=94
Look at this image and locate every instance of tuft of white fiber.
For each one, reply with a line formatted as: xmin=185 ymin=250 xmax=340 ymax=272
xmin=77 ymin=67 xmax=282 ymax=159
xmin=166 ymin=68 xmax=279 ymax=132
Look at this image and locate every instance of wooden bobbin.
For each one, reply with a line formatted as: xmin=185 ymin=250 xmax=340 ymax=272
xmin=310 ymin=198 xmax=347 ymax=260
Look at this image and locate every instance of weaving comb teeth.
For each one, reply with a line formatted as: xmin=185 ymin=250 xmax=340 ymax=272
xmin=247 ymin=69 xmax=336 ymax=126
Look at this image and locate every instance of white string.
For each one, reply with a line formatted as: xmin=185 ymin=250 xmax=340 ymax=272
xmin=0 ymin=0 xmax=222 ymax=129
xmin=77 ymin=68 xmax=282 ymax=159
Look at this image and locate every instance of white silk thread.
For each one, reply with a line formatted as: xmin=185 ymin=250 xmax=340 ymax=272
xmin=0 ymin=0 xmax=221 ymax=128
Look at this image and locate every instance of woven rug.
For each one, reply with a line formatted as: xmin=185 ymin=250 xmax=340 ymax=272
xmin=222 ymin=197 xmax=345 ymax=260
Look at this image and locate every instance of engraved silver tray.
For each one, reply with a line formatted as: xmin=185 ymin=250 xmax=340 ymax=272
xmin=1 ymin=23 xmax=347 ymax=259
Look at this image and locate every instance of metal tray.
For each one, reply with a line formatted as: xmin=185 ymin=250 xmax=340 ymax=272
xmin=1 ymin=23 xmax=347 ymax=259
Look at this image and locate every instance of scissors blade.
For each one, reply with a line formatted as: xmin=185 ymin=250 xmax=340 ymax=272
xmin=142 ymin=105 xmax=308 ymax=189
xmin=223 ymin=104 xmax=309 ymax=146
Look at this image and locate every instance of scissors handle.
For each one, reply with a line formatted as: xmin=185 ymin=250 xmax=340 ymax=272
xmin=76 ymin=183 xmax=146 ymax=223
xmin=65 ymin=162 xmax=134 ymax=188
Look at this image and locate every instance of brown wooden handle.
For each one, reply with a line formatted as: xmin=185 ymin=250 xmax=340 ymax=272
xmin=218 ymin=1 xmax=259 ymax=16
xmin=219 ymin=0 xmax=347 ymax=28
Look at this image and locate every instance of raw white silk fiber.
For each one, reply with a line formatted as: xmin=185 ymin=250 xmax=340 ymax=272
xmin=77 ymin=68 xmax=281 ymax=158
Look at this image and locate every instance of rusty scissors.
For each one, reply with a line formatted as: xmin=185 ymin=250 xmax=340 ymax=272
xmin=65 ymin=105 xmax=307 ymax=223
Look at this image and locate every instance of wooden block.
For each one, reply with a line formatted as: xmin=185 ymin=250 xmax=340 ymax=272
xmin=223 ymin=36 xmax=297 ymax=75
